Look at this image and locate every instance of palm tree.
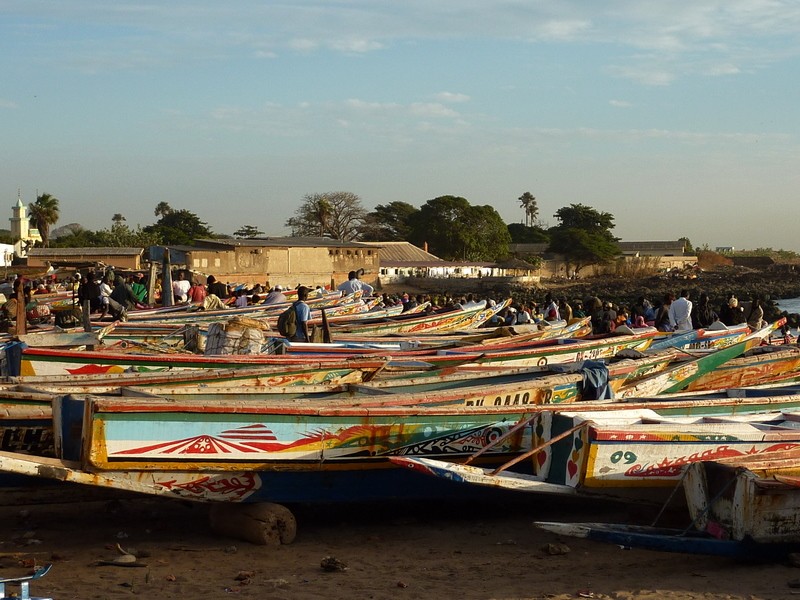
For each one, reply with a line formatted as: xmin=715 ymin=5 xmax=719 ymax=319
xmin=518 ymin=192 xmax=538 ymax=227
xmin=29 ymin=192 xmax=60 ymax=247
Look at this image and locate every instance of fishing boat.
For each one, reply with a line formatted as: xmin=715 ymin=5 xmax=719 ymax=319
xmin=683 ymin=447 xmax=800 ymax=545
xmin=649 ymin=323 xmax=751 ymax=352
xmin=389 ymin=393 xmax=800 ymax=504
xmin=532 ymin=446 xmax=800 ymax=558
xmin=6 ymin=376 xmax=800 ymax=506
xmin=12 ymin=320 xmax=654 ymax=377
xmin=613 ymin=321 xmax=780 ymax=398
xmin=684 ymin=345 xmax=800 ymax=391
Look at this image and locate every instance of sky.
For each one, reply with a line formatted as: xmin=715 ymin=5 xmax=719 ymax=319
xmin=2 ymin=1 xmax=799 ymax=251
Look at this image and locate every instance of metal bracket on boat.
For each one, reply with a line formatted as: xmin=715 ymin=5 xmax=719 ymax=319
xmin=0 ymin=563 xmax=53 ymax=600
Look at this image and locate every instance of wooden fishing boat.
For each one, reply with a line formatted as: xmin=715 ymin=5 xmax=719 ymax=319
xmin=683 ymin=447 xmax=800 ymax=545
xmin=613 ymin=322 xmax=779 ymax=399
xmin=531 ymin=445 xmax=800 ymax=558
xmin=684 ymin=345 xmax=800 ymax=392
xmin=124 ymin=289 xmax=350 ymax=323
xmin=5 ymin=357 xmax=392 ymax=394
xmin=327 ymin=301 xmax=507 ymax=336
xmin=7 ymin=384 xmax=800 ymax=505
xmin=13 ymin=321 xmax=654 ymax=377
xmin=649 ymin=323 xmax=750 ymax=352
xmin=389 ymin=393 xmax=800 ymax=503
xmin=531 ymin=521 xmax=797 ymax=559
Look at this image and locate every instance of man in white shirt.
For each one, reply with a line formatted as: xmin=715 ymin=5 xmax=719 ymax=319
xmin=336 ymin=270 xmax=374 ymax=297
xmin=668 ymin=289 xmax=693 ymax=330
xmin=172 ymin=271 xmax=191 ymax=303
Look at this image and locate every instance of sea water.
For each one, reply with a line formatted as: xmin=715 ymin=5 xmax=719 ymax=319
xmin=777 ymin=297 xmax=800 ymax=315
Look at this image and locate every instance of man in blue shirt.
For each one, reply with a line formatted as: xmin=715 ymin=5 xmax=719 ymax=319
xmin=292 ymin=286 xmax=312 ymax=342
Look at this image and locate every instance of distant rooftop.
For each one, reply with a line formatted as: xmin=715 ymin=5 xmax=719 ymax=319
xmin=194 ymin=237 xmax=373 ymax=249
xmin=28 ymin=247 xmax=143 ymax=257
xmin=360 ymin=241 xmax=444 ymax=265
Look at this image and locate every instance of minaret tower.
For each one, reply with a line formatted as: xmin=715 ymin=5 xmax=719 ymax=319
xmin=10 ymin=190 xmax=30 ymax=242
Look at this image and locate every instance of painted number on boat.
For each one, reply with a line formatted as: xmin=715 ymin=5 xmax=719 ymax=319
xmin=610 ymin=451 xmax=637 ymax=464
xmin=465 ymin=391 xmax=534 ymax=407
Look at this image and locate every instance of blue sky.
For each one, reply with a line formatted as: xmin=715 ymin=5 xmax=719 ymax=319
xmin=2 ymin=1 xmax=799 ymax=251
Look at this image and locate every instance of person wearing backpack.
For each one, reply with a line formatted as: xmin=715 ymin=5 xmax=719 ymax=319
xmin=278 ymin=285 xmax=311 ymax=342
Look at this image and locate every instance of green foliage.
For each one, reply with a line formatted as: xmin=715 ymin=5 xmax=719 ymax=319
xmin=0 ymin=229 xmax=13 ymax=245
xmin=678 ymin=237 xmax=694 ymax=254
xmin=547 ymin=203 xmax=620 ymax=274
xmin=143 ymin=205 xmax=212 ymax=245
xmin=52 ymin=221 xmax=162 ymax=248
xmin=29 ymin=192 xmax=60 ymax=247
xmin=408 ymin=195 xmax=510 ymax=261
xmin=361 ymin=201 xmax=418 ymax=241
xmin=234 ymin=225 xmax=265 ymax=239
xmin=508 ymin=223 xmax=549 ymax=243
xmin=286 ymin=192 xmax=367 ymax=241
xmin=553 ymin=203 xmax=615 ymax=231
xmin=732 ymin=248 xmax=800 ymax=261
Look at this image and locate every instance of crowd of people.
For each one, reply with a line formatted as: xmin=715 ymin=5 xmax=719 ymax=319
xmin=479 ymin=288 xmax=774 ymax=336
xmin=0 ymin=266 xmax=785 ymax=343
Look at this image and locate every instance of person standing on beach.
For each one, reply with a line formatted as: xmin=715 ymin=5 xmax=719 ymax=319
xmin=668 ymin=289 xmax=692 ymax=330
xmin=691 ymin=292 xmax=718 ymax=329
xmin=655 ymin=293 xmax=675 ymax=331
xmin=543 ymin=294 xmax=560 ymax=321
xmin=747 ymin=298 xmax=766 ymax=330
xmin=291 ymin=286 xmax=312 ymax=342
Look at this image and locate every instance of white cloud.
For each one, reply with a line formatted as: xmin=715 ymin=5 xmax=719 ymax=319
xmin=7 ymin=1 xmax=800 ymax=83
xmin=435 ymin=92 xmax=470 ymax=103
xmin=288 ymin=38 xmax=318 ymax=52
xmin=330 ymin=38 xmax=384 ymax=53
xmin=409 ymin=102 xmax=459 ymax=118
xmin=0 ymin=99 xmax=18 ymax=109
xmin=609 ymin=99 xmax=632 ymax=108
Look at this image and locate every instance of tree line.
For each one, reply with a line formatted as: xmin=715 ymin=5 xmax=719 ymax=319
xmin=286 ymin=191 xmax=620 ymax=273
xmin=10 ymin=191 xmax=624 ymax=276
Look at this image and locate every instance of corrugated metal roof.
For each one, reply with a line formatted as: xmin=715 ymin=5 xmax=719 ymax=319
xmin=619 ymin=241 xmax=685 ymax=252
xmin=28 ymin=248 xmax=143 ymax=256
xmin=194 ymin=237 xmax=372 ymax=249
xmin=360 ymin=241 xmax=444 ymax=263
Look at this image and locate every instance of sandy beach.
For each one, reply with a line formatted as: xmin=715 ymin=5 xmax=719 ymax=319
xmin=2 ymin=489 xmax=799 ymax=600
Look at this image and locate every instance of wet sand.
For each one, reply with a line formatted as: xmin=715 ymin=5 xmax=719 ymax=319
xmin=2 ymin=492 xmax=799 ymax=600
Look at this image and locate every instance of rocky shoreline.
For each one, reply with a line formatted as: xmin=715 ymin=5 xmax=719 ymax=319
xmin=508 ymin=266 xmax=800 ymax=326
xmin=378 ymin=265 xmax=800 ymax=325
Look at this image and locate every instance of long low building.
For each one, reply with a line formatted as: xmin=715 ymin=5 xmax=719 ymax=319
xmin=26 ymin=247 xmax=144 ymax=271
xmin=149 ymin=237 xmax=379 ymax=289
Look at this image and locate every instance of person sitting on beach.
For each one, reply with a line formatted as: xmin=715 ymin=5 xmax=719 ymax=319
xmin=207 ymin=275 xmax=229 ymax=299
xmin=108 ymin=276 xmax=138 ymax=321
xmin=187 ymin=280 xmax=207 ymax=305
xmin=131 ymin=273 xmax=148 ymax=304
xmin=234 ymin=289 xmax=249 ymax=308
xmin=172 ymin=271 xmax=191 ymax=304
xmin=263 ymin=285 xmax=287 ymax=306
xmin=515 ymin=304 xmax=532 ymax=324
